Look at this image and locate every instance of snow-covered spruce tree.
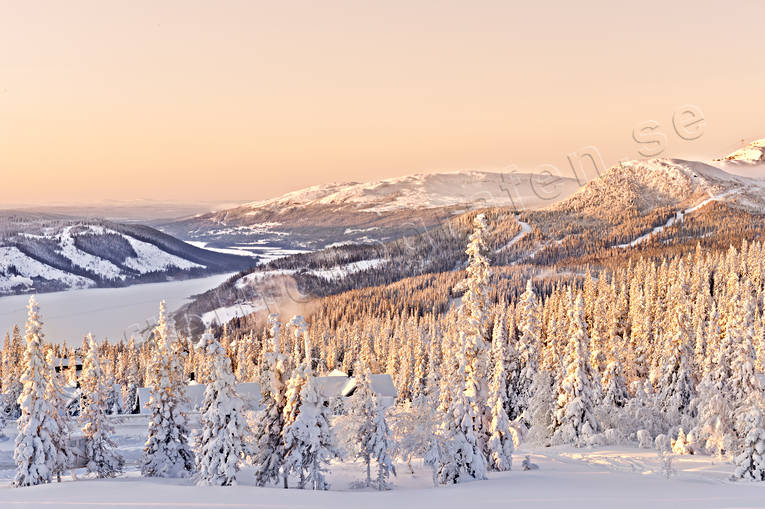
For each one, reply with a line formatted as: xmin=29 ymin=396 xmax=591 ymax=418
xmin=734 ymin=408 xmax=765 ymax=481
xmin=287 ymin=315 xmax=311 ymax=371
xmin=348 ymin=364 xmax=396 ymax=490
xmin=252 ymin=314 xmax=290 ymax=487
xmin=370 ymin=395 xmax=397 ymax=490
xmin=598 ymin=358 xmax=630 ymax=430
xmin=141 ymin=302 xmax=195 ymax=478
xmin=728 ymin=287 xmax=764 ymax=441
xmin=2 ymin=327 xmax=24 ymax=420
xmin=45 ymin=350 xmax=73 ymax=482
xmin=80 ymin=335 xmax=124 ymax=478
xmin=551 ymin=294 xmax=601 ymax=446
xmin=486 ymin=332 xmax=513 ymax=471
xmin=436 ymin=332 xmax=487 ymax=484
xmin=283 ymin=376 xmax=339 ymax=490
xmin=601 ymin=359 xmax=629 ymax=409
xmin=516 ymin=279 xmax=541 ymax=425
xmin=458 ymin=213 xmax=492 ymax=457
xmin=122 ymin=337 xmax=140 ymax=414
xmin=526 ymin=369 xmax=555 ymax=444
xmin=14 ymin=297 xmax=57 ymax=487
xmin=656 ymin=280 xmax=696 ymax=429
xmin=195 ymin=331 xmax=250 ymax=486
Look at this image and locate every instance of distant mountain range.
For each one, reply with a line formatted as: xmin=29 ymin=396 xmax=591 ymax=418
xmin=6 ymin=138 xmax=765 ymax=304
xmin=158 ymin=170 xmax=581 ymax=257
xmin=178 ymin=139 xmax=765 ymax=330
xmin=0 ymin=213 xmax=256 ymax=295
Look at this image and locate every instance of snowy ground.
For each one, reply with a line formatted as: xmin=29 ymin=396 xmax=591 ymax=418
xmin=1 ymin=417 xmax=763 ymax=508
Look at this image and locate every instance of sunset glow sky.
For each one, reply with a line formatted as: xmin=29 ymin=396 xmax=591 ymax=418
xmin=2 ymin=1 xmax=764 ymax=205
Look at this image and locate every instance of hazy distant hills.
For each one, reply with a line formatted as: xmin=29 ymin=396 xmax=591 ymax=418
xmin=0 ymin=212 xmax=256 ymax=295
xmin=6 ymin=200 xmax=219 ymax=224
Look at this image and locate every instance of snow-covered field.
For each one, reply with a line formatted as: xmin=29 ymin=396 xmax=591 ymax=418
xmin=0 ymin=273 xmax=233 ymax=345
xmin=0 ymin=417 xmax=762 ymax=509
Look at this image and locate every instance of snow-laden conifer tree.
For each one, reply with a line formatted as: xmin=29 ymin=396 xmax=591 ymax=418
xmin=141 ymin=302 xmax=195 ymax=478
xmin=656 ymin=283 xmax=696 ymax=427
xmin=2 ymin=327 xmax=24 ymax=420
xmin=728 ymin=287 xmax=763 ymax=441
xmin=516 ymin=279 xmax=540 ymax=424
xmin=14 ymin=297 xmax=57 ymax=487
xmin=734 ymin=408 xmax=765 ymax=481
xmin=253 ymin=314 xmax=290 ymax=487
xmin=80 ymin=334 xmax=124 ymax=478
xmin=348 ymin=364 xmax=396 ymax=489
xmin=122 ymin=337 xmax=140 ymax=414
xmin=195 ymin=331 xmax=250 ymax=486
xmin=458 ymin=214 xmax=492 ymax=456
xmin=436 ymin=332 xmax=487 ymax=483
xmin=283 ymin=376 xmax=339 ymax=490
xmin=45 ymin=350 xmax=73 ymax=482
xmin=486 ymin=330 xmax=513 ymax=471
xmin=526 ymin=369 xmax=555 ymax=444
xmin=601 ymin=359 xmax=629 ymax=408
xmin=599 ymin=358 xmax=630 ymax=430
xmin=551 ymin=294 xmax=601 ymax=446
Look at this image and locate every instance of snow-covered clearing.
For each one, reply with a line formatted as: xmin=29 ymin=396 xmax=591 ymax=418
xmin=235 ymin=258 xmax=386 ymax=290
xmin=122 ymin=236 xmax=205 ymax=273
xmin=615 ymin=189 xmax=741 ymax=248
xmin=186 ymin=240 xmax=311 ymax=263
xmin=185 ymin=241 xmax=262 ymax=258
xmin=1 ymin=425 xmax=762 ymax=509
xmin=201 ymin=302 xmax=265 ymax=327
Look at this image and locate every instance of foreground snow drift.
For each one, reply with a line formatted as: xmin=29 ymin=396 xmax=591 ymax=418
xmin=1 ymin=422 xmax=763 ymax=509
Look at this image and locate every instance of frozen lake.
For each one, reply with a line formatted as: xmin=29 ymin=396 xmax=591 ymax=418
xmin=0 ymin=273 xmax=234 ymax=345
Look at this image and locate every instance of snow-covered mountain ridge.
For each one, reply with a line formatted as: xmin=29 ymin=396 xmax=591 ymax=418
xmin=240 ymin=171 xmax=579 ymax=212
xmin=550 ymin=157 xmax=765 ymax=216
xmin=0 ymin=214 xmax=255 ymax=295
xmin=722 ymin=138 xmax=765 ymax=164
xmin=714 ymin=139 xmax=765 ymax=178
xmin=160 ymin=171 xmax=581 ymax=255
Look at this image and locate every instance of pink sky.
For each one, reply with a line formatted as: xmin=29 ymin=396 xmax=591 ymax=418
xmin=1 ymin=1 xmax=764 ymax=205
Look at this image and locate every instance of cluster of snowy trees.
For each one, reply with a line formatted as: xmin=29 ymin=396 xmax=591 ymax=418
xmin=5 ymin=216 xmax=765 ymax=486
xmin=11 ymin=297 xmax=122 ymax=486
xmin=2 ymin=299 xmax=397 ymax=490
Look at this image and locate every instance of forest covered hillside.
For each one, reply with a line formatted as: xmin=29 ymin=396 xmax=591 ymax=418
xmin=180 ymin=155 xmax=765 ymax=332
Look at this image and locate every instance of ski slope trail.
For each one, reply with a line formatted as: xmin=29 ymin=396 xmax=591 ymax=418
xmin=497 ymin=215 xmax=532 ymax=252
xmin=615 ymin=189 xmax=741 ymax=248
